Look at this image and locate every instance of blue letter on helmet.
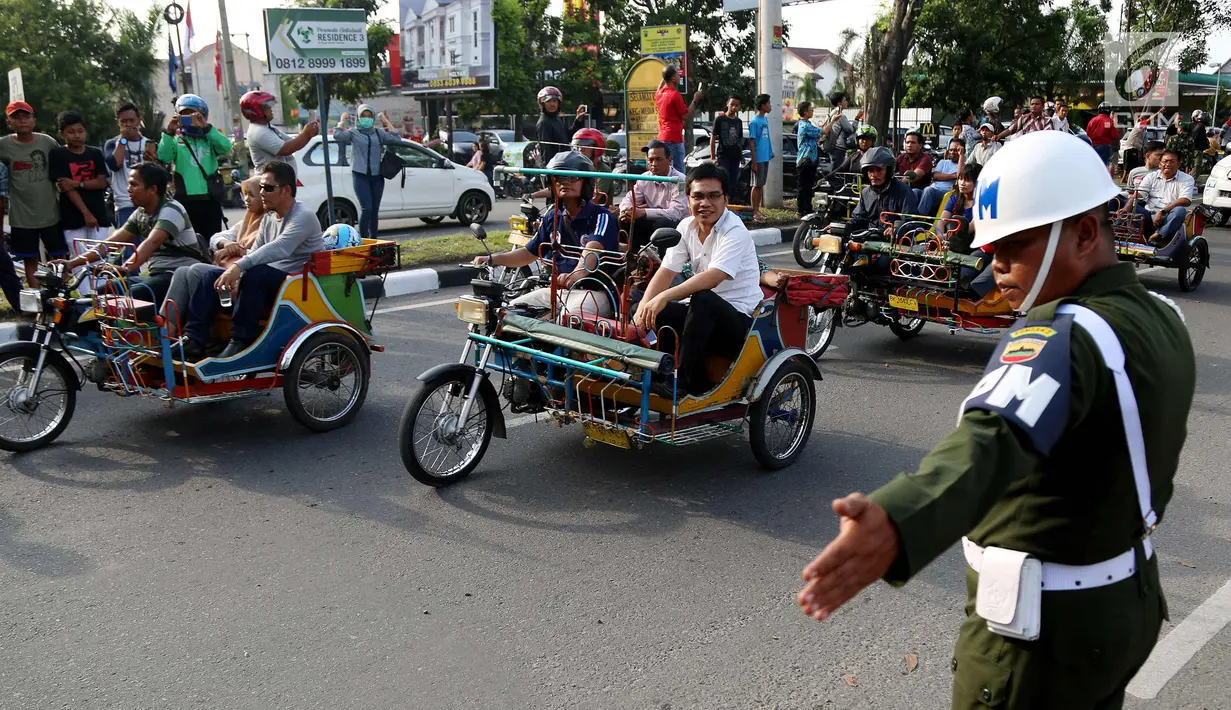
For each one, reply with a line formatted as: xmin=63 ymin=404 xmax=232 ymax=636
xmin=977 ymin=178 xmax=1000 ymax=220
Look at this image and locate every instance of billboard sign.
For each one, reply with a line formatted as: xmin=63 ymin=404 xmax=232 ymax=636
xmin=264 ymin=8 xmax=370 ymax=74
xmin=640 ymin=25 xmax=687 ymax=92
xmin=399 ymin=0 xmax=496 ymax=94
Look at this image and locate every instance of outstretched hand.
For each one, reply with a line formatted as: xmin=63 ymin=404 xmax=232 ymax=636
xmin=798 ymin=493 xmax=900 ymax=622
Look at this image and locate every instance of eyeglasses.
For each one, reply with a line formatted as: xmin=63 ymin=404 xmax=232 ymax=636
xmin=688 ymin=190 xmax=725 ymax=202
xmin=258 ymin=182 xmax=281 ymax=192
xmin=555 ymin=176 xmax=582 ymax=184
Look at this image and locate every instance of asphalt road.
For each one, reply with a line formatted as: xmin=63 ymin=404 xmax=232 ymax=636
xmin=3 ymin=234 xmax=1231 ymax=708
xmin=223 ymin=198 xmax=524 ymax=242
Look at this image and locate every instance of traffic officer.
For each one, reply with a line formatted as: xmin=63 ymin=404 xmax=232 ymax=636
xmin=797 ymin=130 xmax=1196 ymax=709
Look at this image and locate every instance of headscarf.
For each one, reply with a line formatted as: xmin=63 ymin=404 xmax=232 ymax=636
xmin=356 ymin=103 xmax=377 ymax=133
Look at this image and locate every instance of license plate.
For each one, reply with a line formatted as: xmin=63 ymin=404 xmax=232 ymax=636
xmin=582 ymin=421 xmax=631 ymax=449
xmin=888 ymin=294 xmax=919 ymax=311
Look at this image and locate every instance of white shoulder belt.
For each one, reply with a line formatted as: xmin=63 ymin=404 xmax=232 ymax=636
xmin=963 ymin=304 xmax=1155 ymax=591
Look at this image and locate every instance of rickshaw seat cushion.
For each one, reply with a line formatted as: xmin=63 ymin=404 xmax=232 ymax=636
xmin=501 ymin=313 xmax=674 ymax=375
xmin=782 ymin=274 xmax=850 ymax=308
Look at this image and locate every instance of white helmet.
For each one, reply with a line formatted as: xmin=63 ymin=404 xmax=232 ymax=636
xmin=982 ymin=96 xmax=1002 ymax=114
xmin=971 ymin=131 xmax=1122 ymax=312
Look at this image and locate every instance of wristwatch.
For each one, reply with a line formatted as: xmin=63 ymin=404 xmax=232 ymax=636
xmin=119 ymin=137 xmax=128 ymax=146
xmin=77 ymin=180 xmax=84 ymax=190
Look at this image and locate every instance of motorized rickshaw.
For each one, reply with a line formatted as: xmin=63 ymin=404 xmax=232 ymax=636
xmin=398 ymin=166 xmax=841 ymax=487
xmin=795 ymin=210 xmax=1019 ymax=358
xmin=0 ymin=237 xmax=397 ymax=452
xmin=1112 ymin=187 xmax=1212 ymax=292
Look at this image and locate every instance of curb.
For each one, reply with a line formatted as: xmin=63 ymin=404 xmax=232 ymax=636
xmin=750 ymin=224 xmax=799 ymax=246
xmin=0 ymin=323 xmax=13 ymax=341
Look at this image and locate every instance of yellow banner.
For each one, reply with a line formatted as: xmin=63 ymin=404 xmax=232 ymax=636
xmin=624 ymin=58 xmax=667 ymax=162
xmin=641 ymin=25 xmax=686 ymax=55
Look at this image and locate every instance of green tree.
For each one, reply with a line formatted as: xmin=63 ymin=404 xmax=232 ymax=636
xmin=904 ymin=0 xmax=1106 ymax=116
xmin=283 ymin=0 xmax=396 ymax=109
xmin=599 ymin=0 xmax=758 ymax=117
xmin=1126 ymin=0 xmax=1231 ymax=73
xmin=793 ymin=73 xmax=824 ymax=105
xmin=835 ymin=28 xmax=869 ymax=106
xmin=0 ymin=0 xmax=161 ymax=143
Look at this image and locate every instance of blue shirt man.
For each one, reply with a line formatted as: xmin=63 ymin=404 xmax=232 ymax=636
xmin=525 ymin=200 xmax=619 ymax=274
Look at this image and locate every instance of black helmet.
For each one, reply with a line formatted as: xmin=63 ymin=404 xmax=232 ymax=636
xmin=1098 ymin=101 xmax=1111 ymax=114
xmin=545 ymin=150 xmax=595 ymax=200
xmin=860 ymin=146 xmax=896 ymax=177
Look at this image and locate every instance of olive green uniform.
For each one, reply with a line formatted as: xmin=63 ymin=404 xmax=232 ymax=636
xmin=868 ymin=263 xmax=1195 ymax=709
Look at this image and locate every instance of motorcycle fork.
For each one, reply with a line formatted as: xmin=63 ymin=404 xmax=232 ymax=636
xmin=22 ymin=323 xmax=55 ymax=394
xmin=456 ymin=343 xmax=493 ymax=427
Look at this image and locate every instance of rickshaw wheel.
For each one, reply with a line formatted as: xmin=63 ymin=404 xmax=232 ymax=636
xmin=749 ymin=359 xmax=816 ymax=470
xmin=889 ymin=316 xmax=925 ymax=340
xmin=793 ymin=222 xmax=825 ymax=268
xmin=1179 ymin=239 xmax=1207 ymax=292
xmin=283 ymin=332 xmax=370 ymax=432
xmin=399 ymin=372 xmax=493 ymax=486
xmin=804 ymin=306 xmax=837 ymax=359
xmin=0 ymin=352 xmax=76 ymax=452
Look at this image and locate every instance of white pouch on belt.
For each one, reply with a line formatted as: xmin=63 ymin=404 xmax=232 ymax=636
xmin=975 ymin=546 xmax=1042 ymax=641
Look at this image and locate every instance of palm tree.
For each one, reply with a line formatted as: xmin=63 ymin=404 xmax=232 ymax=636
xmin=836 ymin=27 xmax=870 ymax=106
xmin=793 ymin=73 xmax=824 ymax=105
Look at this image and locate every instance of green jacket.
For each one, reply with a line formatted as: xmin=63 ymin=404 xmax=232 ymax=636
xmin=870 ymin=263 xmax=1195 ymax=582
xmin=157 ymin=127 xmax=233 ymax=197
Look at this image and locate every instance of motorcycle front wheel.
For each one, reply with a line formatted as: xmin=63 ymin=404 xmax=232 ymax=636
xmin=399 ymin=372 xmax=494 ymax=487
xmin=0 ymin=351 xmax=76 ymax=452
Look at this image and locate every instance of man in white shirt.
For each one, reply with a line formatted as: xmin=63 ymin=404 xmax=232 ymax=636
xmin=241 ymin=90 xmax=319 ymax=174
xmin=1134 ymin=149 xmax=1194 ymax=245
xmin=968 ymin=122 xmax=1001 ymax=166
xmin=619 ymin=140 xmax=687 ymax=251
xmin=102 ymin=103 xmax=159 ymax=229
xmin=634 ymin=162 xmax=763 ymax=396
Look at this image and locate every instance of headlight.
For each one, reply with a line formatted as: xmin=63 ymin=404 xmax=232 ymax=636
xmin=814 ymin=235 xmax=843 ymax=254
xmin=509 ymin=215 xmax=528 ymax=231
xmin=19 ymin=289 xmax=42 ymax=313
xmin=455 ymin=296 xmax=488 ymax=325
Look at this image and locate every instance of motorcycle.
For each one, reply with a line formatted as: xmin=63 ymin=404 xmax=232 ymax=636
xmin=796 ymin=212 xmax=1017 ymax=359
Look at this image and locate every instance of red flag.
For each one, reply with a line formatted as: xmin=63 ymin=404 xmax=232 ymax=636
xmin=185 ymin=1 xmax=195 ymax=50
xmin=214 ymin=33 xmax=222 ymax=91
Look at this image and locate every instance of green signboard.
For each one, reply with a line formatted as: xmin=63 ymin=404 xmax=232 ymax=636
xmin=264 ymin=8 xmax=370 ymax=74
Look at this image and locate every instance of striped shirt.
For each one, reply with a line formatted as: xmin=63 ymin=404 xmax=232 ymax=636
xmin=1005 ymin=113 xmax=1053 ymax=138
xmin=121 ymin=198 xmax=202 ymax=273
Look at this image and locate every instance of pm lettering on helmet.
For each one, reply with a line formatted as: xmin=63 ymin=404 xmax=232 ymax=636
xmin=977 ymin=178 xmax=1000 ymax=220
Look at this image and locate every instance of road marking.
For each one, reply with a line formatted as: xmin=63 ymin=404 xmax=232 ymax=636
xmin=505 ymin=413 xmax=539 ymax=429
xmin=1126 ymin=575 xmax=1231 ymax=699
xmin=375 ymin=297 xmax=458 ymax=314
xmin=762 ymin=248 xmax=791 ymax=257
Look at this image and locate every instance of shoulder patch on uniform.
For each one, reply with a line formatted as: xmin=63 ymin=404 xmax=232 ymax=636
xmin=962 ymin=313 xmax=1075 ymax=455
xmin=1000 ymin=337 xmax=1047 ymax=363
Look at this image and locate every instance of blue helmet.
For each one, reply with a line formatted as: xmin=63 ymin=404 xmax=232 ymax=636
xmin=175 ymin=94 xmax=209 ymax=118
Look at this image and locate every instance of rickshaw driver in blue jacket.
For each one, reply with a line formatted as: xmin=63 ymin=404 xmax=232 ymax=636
xmin=633 ymin=161 xmax=763 ymax=397
xmin=473 ymin=151 xmax=620 ymax=317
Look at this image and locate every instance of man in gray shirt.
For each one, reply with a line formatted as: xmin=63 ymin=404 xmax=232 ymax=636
xmin=242 ymin=90 xmax=319 ymax=173
xmin=180 ymin=162 xmax=323 ymax=360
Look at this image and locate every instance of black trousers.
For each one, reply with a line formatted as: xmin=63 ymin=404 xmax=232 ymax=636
xmin=797 ymin=158 xmax=817 ymax=217
xmin=623 ymin=214 xmax=676 ymax=253
xmin=655 ymin=289 xmax=753 ymax=395
xmin=181 ymin=197 xmax=224 ymax=243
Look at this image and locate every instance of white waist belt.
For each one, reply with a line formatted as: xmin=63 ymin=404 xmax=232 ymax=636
xmin=962 ymin=536 xmax=1152 ymax=591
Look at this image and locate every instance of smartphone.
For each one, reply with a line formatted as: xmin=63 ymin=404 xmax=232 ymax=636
xmin=644 ymin=330 xmax=658 ymax=346
xmin=698 ymin=82 xmax=706 ymax=93
xmin=179 ymin=116 xmax=193 ymax=129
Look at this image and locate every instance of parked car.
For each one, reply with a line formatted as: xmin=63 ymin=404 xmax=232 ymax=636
xmin=478 ymin=129 xmax=514 ymax=162
xmin=442 ymin=130 xmax=485 ymax=165
xmin=295 ymin=135 xmax=496 ymax=227
xmin=1202 ymin=153 xmax=1231 ymax=226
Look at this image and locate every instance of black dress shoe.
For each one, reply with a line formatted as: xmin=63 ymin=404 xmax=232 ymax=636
xmin=179 ymin=338 xmax=207 ymax=362
xmin=218 ymin=339 xmax=254 ymax=359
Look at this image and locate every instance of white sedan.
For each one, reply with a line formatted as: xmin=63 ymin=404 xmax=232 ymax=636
xmin=1202 ymin=153 xmax=1231 ymax=226
xmin=292 ymin=135 xmax=496 ymax=227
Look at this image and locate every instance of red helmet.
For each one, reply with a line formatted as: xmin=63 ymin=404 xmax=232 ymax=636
xmin=240 ymin=91 xmax=277 ymax=122
xmin=537 ymin=86 xmax=563 ymax=106
xmin=571 ymin=127 xmax=606 ymax=149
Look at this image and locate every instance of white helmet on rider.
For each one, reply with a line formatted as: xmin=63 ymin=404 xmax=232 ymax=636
xmin=971 ymin=131 xmax=1122 ymax=313
xmin=982 ymin=96 xmax=1003 ymax=115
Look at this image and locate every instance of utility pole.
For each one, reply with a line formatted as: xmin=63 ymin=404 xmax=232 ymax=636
xmin=217 ymin=0 xmax=243 ymax=147
xmin=232 ymin=33 xmax=256 ymax=91
xmin=757 ymin=0 xmax=784 ymax=208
